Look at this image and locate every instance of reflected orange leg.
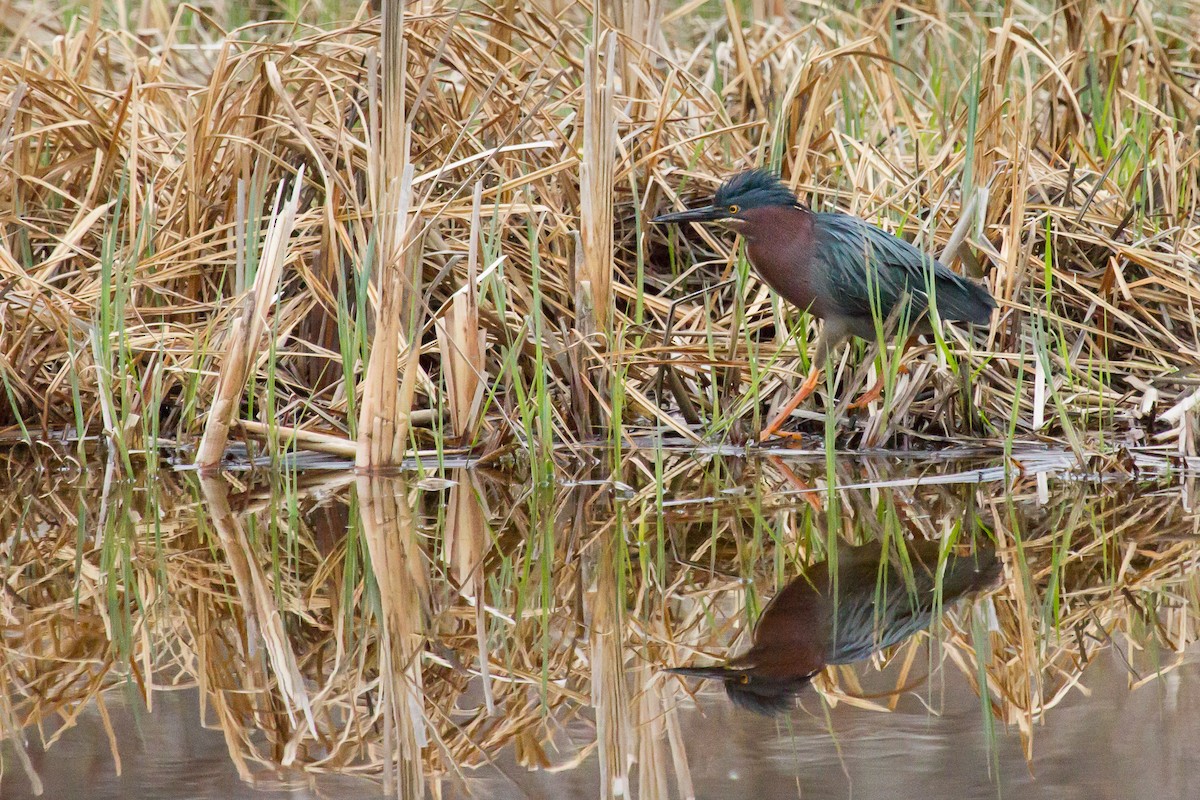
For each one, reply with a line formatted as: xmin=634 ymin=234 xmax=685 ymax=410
xmin=768 ymin=456 xmax=823 ymax=512
xmin=759 ymin=365 xmax=821 ymax=441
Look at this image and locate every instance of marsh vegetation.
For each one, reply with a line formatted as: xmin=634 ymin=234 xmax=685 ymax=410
xmin=1 ymin=0 xmax=1198 ymax=459
xmin=1 ymin=0 xmax=1199 ymax=797
xmin=2 ymin=448 xmax=1199 ymax=797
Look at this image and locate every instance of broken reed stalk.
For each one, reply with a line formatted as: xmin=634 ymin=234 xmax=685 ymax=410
xmin=237 ymin=419 xmax=358 ymax=457
xmin=198 ymin=475 xmax=317 ymax=743
xmin=194 ymin=171 xmax=304 ymax=470
xmin=434 ymin=182 xmax=487 ymax=443
xmin=603 ymin=0 xmax=662 ymax=94
xmin=444 ymin=470 xmax=495 ymax=714
xmin=573 ymin=33 xmax=618 ymax=437
xmin=356 ymin=0 xmax=419 ymax=470
xmin=589 ymin=507 xmax=632 ymax=800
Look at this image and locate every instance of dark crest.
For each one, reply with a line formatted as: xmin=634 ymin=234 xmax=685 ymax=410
xmin=713 ymin=169 xmax=798 ymax=210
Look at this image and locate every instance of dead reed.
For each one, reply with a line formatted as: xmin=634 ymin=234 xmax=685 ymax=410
xmin=0 ymin=1 xmax=1197 ymax=460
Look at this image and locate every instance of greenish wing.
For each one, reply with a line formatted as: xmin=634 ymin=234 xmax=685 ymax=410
xmin=812 ymin=212 xmax=941 ymax=323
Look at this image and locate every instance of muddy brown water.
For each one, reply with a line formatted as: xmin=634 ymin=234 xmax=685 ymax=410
xmin=1 ymin=447 xmax=1197 ymax=799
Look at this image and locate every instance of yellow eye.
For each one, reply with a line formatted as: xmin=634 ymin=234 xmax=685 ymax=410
xmin=728 ymin=204 xmax=740 ymax=214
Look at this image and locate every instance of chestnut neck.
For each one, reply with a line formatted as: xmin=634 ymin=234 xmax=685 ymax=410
xmin=738 ymin=204 xmax=810 ymax=243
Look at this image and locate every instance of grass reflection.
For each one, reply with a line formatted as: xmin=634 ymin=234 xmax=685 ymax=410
xmin=0 ymin=450 xmax=1196 ymax=795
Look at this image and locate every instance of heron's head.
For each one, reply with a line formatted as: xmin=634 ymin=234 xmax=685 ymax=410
xmin=666 ymin=662 xmax=818 ymax=716
xmin=652 ymin=169 xmax=799 ymax=229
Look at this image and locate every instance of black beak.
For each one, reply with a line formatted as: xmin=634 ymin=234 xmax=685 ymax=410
xmin=651 ymin=204 xmax=727 ymax=225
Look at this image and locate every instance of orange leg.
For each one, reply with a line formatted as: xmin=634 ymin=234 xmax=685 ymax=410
xmin=848 ymin=336 xmax=917 ymax=410
xmin=848 ymin=383 xmax=882 ymax=410
xmin=759 ymin=323 xmax=851 ymax=440
xmin=759 ymin=364 xmax=821 ymax=441
xmin=847 ymin=369 xmax=889 ymax=409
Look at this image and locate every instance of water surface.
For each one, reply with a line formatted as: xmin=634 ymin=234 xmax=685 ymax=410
xmin=1 ymin=448 xmax=1196 ymax=798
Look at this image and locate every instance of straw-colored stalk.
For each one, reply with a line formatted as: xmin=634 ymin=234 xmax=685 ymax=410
xmin=0 ymin=688 xmax=42 ymax=795
xmin=356 ymin=474 xmax=429 ymax=798
xmin=198 ymin=475 xmax=317 ymax=748
xmin=194 ymin=172 xmax=304 ymax=470
xmin=603 ymin=0 xmax=662 ymax=95
xmin=632 ymin=664 xmax=694 ymax=800
xmin=578 ymin=34 xmax=617 ymax=335
xmin=588 ymin=514 xmax=631 ymax=799
xmin=356 ymin=1 xmax=420 ymax=470
xmin=444 ymin=468 xmax=495 ymax=713
xmin=434 ymin=183 xmax=487 ymax=442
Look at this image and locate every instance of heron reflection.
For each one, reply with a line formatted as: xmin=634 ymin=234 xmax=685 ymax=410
xmin=668 ymin=540 xmax=1000 ymax=714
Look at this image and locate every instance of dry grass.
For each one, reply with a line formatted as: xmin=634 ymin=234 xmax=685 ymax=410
xmin=0 ymin=449 xmax=1197 ymax=793
xmin=0 ymin=1 xmax=1196 ymax=460
xmin=4 ymin=6 xmax=1198 ymax=791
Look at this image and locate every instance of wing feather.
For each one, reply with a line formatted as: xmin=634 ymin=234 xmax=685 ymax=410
xmin=813 ymin=213 xmax=994 ymax=325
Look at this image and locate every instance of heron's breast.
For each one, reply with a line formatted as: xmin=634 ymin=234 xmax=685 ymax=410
xmin=743 ymin=207 xmax=829 ymax=319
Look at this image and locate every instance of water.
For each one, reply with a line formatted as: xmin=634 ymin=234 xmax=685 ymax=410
xmin=6 ymin=656 xmax=1199 ymax=800
xmin=1 ymin=448 xmax=1197 ymax=799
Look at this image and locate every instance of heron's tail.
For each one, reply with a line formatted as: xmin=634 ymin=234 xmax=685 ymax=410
xmin=932 ymin=269 xmax=996 ymax=326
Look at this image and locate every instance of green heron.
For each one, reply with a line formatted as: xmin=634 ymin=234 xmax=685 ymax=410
xmin=652 ymin=170 xmax=996 ymax=439
xmin=667 ymin=540 xmax=999 ymax=714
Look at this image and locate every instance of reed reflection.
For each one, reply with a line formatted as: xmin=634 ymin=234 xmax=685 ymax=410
xmin=669 ymin=540 xmax=1001 ymax=714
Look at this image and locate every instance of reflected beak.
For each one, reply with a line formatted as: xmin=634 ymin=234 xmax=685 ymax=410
xmin=651 ymin=204 xmax=728 ymax=225
xmin=665 ymin=664 xmax=743 ymax=681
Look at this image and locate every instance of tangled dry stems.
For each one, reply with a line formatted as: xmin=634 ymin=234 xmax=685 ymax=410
xmin=0 ymin=1 xmax=1196 ymax=457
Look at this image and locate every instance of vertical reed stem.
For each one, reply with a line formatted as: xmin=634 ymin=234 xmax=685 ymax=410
xmin=356 ymin=0 xmax=420 ymax=470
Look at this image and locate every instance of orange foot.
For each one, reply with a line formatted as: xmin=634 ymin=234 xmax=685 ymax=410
xmin=761 ymin=428 xmax=807 ymax=447
xmin=848 ymin=381 xmax=884 ymax=410
xmin=760 ymin=367 xmax=821 ymax=441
